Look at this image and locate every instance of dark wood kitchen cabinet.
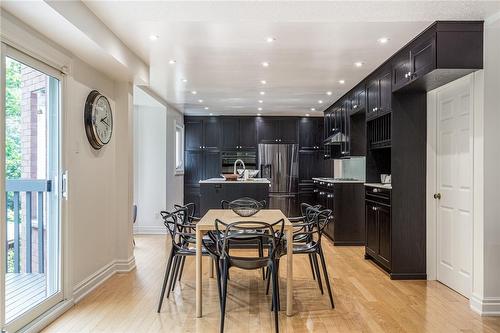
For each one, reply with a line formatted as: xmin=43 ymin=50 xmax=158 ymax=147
xmin=365 ymin=186 xmax=392 ymax=271
xmin=299 ymin=117 xmax=323 ymax=150
xmin=221 ymin=117 xmax=257 ymax=150
xmin=184 ymin=150 xmax=221 ymax=185
xmin=349 ymin=84 xmax=366 ymax=116
xmin=257 ymin=117 xmax=297 ymax=143
xmin=185 ymin=116 xmax=221 ymax=151
xmin=392 ymin=21 xmax=483 ymax=92
xmin=366 ymin=66 xmax=392 ymax=121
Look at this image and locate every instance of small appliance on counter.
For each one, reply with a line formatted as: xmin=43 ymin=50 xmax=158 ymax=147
xmin=380 ymin=174 xmax=391 ymax=184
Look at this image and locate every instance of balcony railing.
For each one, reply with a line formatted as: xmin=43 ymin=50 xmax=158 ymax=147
xmin=6 ymin=179 xmax=52 ymax=274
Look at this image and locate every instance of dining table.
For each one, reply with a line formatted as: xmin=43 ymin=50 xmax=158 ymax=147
xmin=195 ymin=209 xmax=294 ymax=318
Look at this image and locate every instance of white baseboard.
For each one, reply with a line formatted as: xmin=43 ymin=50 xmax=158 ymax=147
xmin=73 ymin=256 xmax=137 ymax=303
xmin=133 ymin=225 xmax=166 ymax=234
xmin=470 ymin=294 xmax=500 ymax=316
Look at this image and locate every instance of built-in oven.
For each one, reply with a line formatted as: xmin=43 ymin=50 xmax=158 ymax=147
xmin=221 ymin=151 xmax=257 ymax=174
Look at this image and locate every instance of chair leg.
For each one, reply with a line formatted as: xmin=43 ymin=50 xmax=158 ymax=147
xmin=265 ymin=265 xmax=271 ymax=295
xmin=276 ymin=259 xmax=280 ymax=311
xmin=258 ymin=238 xmax=265 ymax=280
xmin=171 ymin=255 xmax=182 ymax=291
xmin=271 ymin=262 xmax=280 ymax=333
xmin=177 ymin=256 xmax=186 ymax=282
xmin=308 ymin=254 xmax=316 ymax=280
xmin=312 ymin=253 xmax=324 ymax=295
xmin=166 ymin=256 xmax=179 ymax=298
xmin=214 ymin=257 xmax=222 ymax=309
xmin=157 ymin=247 xmax=175 ymax=312
xmin=220 ymin=260 xmax=229 ymax=333
xmin=319 ymin=247 xmax=335 ymax=309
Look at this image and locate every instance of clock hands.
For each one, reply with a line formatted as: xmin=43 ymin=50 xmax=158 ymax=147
xmin=100 ymin=116 xmax=110 ymax=127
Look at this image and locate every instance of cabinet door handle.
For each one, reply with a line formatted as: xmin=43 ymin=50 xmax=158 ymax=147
xmin=433 ymin=193 xmax=441 ymax=200
xmin=373 ymin=188 xmax=379 ymax=193
xmin=199 ymin=146 xmax=202 ymax=149
xmin=353 ymin=104 xmax=358 ymax=109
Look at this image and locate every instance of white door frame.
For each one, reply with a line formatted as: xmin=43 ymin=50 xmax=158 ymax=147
xmin=0 ymin=42 xmax=70 ymax=333
xmin=426 ymin=71 xmax=484 ymax=305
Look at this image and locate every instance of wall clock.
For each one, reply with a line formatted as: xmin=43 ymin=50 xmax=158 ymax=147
xmin=84 ymin=90 xmax=113 ymax=150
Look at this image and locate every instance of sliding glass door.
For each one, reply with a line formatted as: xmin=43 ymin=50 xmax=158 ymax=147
xmin=1 ymin=44 xmax=64 ymax=332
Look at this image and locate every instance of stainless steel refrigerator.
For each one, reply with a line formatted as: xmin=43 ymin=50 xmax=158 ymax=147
xmin=258 ymin=143 xmax=299 ymax=217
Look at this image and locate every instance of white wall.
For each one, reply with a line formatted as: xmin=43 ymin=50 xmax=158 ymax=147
xmin=133 ymin=88 xmax=184 ymax=234
xmin=474 ymin=13 xmax=500 ymax=315
xmin=1 ymin=10 xmax=135 ymax=311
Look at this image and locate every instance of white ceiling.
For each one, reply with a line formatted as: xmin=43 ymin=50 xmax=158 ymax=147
xmin=8 ymin=1 xmax=500 ymax=116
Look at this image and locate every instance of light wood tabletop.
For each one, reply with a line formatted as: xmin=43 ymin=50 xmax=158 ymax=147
xmin=195 ymin=209 xmax=294 ymax=318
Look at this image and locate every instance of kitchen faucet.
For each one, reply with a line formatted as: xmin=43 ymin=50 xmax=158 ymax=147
xmin=233 ymin=159 xmax=246 ymax=175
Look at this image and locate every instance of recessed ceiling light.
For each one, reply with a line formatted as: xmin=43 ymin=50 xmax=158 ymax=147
xmin=204 ymin=106 xmax=209 ymax=110
xmin=258 ymin=100 xmax=264 ymax=104
xmin=261 ymin=80 xmax=267 ymax=85
xmin=326 ymin=91 xmax=332 ymax=96
xmin=266 ymin=37 xmax=276 ymax=43
xmin=318 ymin=100 xmax=323 ymax=104
xmin=310 ymin=107 xmax=316 ymax=111
xmin=261 ymin=62 xmax=269 ymax=67
xmin=149 ymin=35 xmax=159 ymax=41
xmin=257 ymin=113 xmax=262 ymax=116
xmin=168 ymin=59 xmax=176 ymax=65
xmin=182 ymin=79 xmax=188 ymax=83
xmin=191 ymin=91 xmax=197 ymax=95
xmin=258 ymin=107 xmax=263 ymax=111
xmin=354 ymin=61 xmax=364 ymax=67
xmin=306 ymin=113 xmax=310 ymax=117
xmin=378 ymin=37 xmax=389 ymax=44
xmin=260 ymin=91 xmax=266 ymax=95
xmin=198 ymin=99 xmax=203 ymax=103
xmin=209 ymin=113 xmax=213 ymax=116
xmin=339 ymin=80 xmax=345 ymax=84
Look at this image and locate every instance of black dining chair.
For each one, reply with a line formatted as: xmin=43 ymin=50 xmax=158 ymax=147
xmin=213 ymin=218 xmax=285 ymax=333
xmin=288 ymin=203 xmax=322 ymax=282
xmin=266 ymin=206 xmax=335 ymax=309
xmin=220 ymin=198 xmax=267 ymax=280
xmin=157 ymin=207 xmax=221 ymax=313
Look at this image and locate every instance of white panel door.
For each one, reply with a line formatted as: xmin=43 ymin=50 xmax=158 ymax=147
xmin=436 ymin=75 xmax=473 ymax=298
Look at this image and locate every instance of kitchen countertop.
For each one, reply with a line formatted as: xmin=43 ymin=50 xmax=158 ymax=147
xmin=312 ymin=177 xmax=365 ymax=184
xmin=199 ymin=178 xmax=271 ymax=184
xmin=364 ymin=183 xmax=392 ymax=189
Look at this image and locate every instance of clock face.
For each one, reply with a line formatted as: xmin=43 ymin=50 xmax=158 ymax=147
xmin=84 ymin=90 xmax=113 ymax=150
xmin=92 ymin=95 xmax=113 ymax=145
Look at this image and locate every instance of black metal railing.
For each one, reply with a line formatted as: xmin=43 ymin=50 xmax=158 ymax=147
xmin=5 ymin=179 xmax=52 ymax=273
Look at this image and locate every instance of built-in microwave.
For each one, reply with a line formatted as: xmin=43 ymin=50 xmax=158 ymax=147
xmin=221 ymin=151 xmax=257 ymax=174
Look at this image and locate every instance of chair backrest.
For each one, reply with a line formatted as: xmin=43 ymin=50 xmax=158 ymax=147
xmin=160 ymin=207 xmax=197 ymax=252
xmin=213 ymin=219 xmax=285 ymax=270
xmin=292 ymin=206 xmax=332 ymax=246
xmin=220 ymin=197 xmax=266 ymax=210
xmin=299 ymin=202 xmax=321 ymax=217
xmin=174 ymin=203 xmax=196 ymax=220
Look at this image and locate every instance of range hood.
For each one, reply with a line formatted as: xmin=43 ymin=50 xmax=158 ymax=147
xmin=323 ymin=129 xmax=346 ymax=146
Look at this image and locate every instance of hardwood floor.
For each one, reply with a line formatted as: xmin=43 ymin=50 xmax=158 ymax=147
xmin=43 ymin=235 xmax=500 ymax=333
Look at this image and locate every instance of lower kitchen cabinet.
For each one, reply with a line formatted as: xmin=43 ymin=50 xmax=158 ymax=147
xmin=184 ymin=185 xmax=201 ymax=216
xmin=365 ymin=198 xmax=391 ymax=270
xmin=314 ymin=181 xmax=364 ymax=245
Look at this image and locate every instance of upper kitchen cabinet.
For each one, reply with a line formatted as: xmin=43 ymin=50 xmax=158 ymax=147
xmin=366 ymin=66 xmax=392 ymax=121
xmin=392 ymin=21 xmax=483 ymax=92
xmin=299 ymin=117 xmax=323 ymax=150
xmin=257 ymin=117 xmax=298 ymax=143
xmin=221 ymin=117 xmax=257 ymax=150
xmin=349 ymin=83 xmax=366 ymax=115
xmin=185 ymin=116 xmax=221 ymax=151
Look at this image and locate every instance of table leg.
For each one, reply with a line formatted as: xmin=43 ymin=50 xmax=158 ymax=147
xmin=210 ymin=258 xmax=214 ymax=278
xmin=286 ymin=228 xmax=293 ymax=316
xmin=196 ymin=228 xmax=203 ymax=318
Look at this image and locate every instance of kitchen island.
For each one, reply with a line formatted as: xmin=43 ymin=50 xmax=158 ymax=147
xmin=199 ymin=178 xmax=270 ymax=216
